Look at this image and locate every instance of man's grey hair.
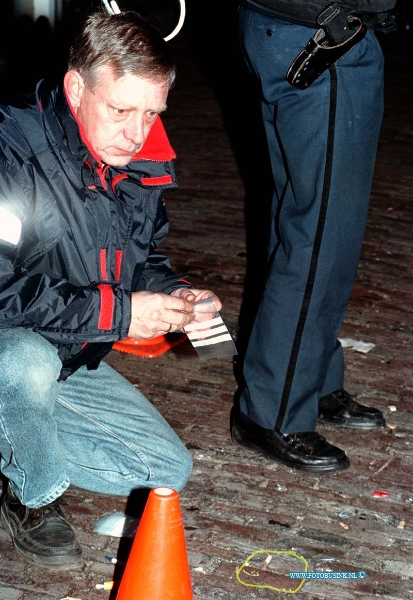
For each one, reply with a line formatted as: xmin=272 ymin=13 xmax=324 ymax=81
xmin=68 ymin=11 xmax=176 ymax=89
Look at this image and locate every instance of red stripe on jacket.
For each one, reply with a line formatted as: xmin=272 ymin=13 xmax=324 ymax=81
xmin=97 ymin=284 xmax=115 ymax=330
xmin=115 ymin=250 xmax=123 ymax=281
xmin=141 ymin=175 xmax=173 ymax=186
xmin=96 ymin=249 xmax=124 ymax=330
xmin=99 ymin=249 xmax=108 ymax=281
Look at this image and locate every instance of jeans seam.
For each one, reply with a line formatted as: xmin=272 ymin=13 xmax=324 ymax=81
xmin=25 ymin=477 xmax=70 ymax=509
xmin=0 ymin=414 xmax=26 ymax=489
xmin=56 ymin=396 xmax=154 ymax=482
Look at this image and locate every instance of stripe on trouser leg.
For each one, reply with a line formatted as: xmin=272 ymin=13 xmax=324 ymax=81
xmin=275 ymin=66 xmax=338 ymax=432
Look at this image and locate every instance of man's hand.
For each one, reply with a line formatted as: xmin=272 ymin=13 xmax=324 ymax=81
xmin=128 ymin=291 xmax=195 ymax=339
xmin=171 ymin=288 xmax=222 ymax=324
xmin=128 ymin=289 xmax=222 ymax=339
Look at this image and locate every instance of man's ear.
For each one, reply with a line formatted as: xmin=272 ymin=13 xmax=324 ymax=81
xmin=64 ymin=70 xmax=85 ymax=112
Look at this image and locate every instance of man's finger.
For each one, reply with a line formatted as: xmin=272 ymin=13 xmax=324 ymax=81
xmin=164 ymin=295 xmax=194 ymax=313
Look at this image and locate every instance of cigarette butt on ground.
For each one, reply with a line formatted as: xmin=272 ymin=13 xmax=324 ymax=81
xmin=95 ymin=580 xmax=120 ymax=591
xmin=262 ymin=554 xmax=273 ymax=568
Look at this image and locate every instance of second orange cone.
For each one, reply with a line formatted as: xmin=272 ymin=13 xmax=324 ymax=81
xmin=116 ymin=487 xmax=193 ymax=600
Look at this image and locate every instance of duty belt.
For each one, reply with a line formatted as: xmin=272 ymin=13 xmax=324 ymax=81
xmin=286 ymin=2 xmax=367 ymax=90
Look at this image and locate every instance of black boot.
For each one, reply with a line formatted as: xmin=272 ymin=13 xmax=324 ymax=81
xmin=319 ymin=389 xmax=386 ymax=430
xmin=1 ymin=486 xmax=82 ymax=569
xmin=230 ymin=407 xmax=349 ymax=475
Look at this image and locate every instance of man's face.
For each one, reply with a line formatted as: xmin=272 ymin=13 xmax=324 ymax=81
xmin=66 ymin=65 xmax=170 ymax=167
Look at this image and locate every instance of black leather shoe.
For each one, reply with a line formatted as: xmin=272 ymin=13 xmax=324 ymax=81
xmin=230 ymin=407 xmax=349 ymax=474
xmin=318 ymin=388 xmax=386 ymax=430
xmin=1 ymin=487 xmax=82 ymax=569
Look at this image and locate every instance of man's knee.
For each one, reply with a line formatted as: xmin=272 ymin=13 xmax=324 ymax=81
xmin=0 ymin=329 xmax=61 ymax=398
xmin=165 ymin=445 xmax=193 ymax=492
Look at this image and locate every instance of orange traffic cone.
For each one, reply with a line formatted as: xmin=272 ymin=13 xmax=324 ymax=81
xmin=116 ymin=487 xmax=193 ymax=600
xmin=113 ymin=333 xmax=186 ymax=358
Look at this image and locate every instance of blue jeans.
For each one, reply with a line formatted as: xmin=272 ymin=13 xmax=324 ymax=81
xmin=238 ymin=7 xmax=384 ymax=432
xmin=0 ymin=328 xmax=192 ymax=508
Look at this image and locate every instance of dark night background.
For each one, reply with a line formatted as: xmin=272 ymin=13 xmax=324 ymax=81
xmin=0 ymin=0 xmax=411 ymax=94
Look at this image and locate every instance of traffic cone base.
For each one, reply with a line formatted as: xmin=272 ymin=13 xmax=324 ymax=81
xmin=113 ymin=333 xmax=186 ymax=358
xmin=116 ymin=487 xmax=193 ymax=599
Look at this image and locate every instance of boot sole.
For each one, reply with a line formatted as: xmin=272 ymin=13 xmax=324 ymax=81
xmin=318 ymin=417 xmax=387 ymax=430
xmin=1 ymin=506 xmax=82 ymax=570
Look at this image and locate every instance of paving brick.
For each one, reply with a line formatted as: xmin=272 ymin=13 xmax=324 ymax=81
xmin=0 ymin=587 xmax=24 ymax=600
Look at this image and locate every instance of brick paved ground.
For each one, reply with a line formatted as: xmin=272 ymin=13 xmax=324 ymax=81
xmin=0 ymin=5 xmax=412 ymax=599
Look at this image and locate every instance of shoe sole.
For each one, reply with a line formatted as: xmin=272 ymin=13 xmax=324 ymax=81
xmin=318 ymin=417 xmax=387 ymax=430
xmin=1 ymin=507 xmax=82 ymax=570
xmin=231 ymin=431 xmax=350 ymax=475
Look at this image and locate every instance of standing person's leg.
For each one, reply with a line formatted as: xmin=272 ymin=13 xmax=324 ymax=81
xmin=318 ymin=341 xmax=385 ymax=430
xmin=232 ymin=8 xmax=384 ymax=470
xmin=270 ymin=30 xmax=385 ymax=433
xmin=310 ymin=31 xmax=385 ymax=431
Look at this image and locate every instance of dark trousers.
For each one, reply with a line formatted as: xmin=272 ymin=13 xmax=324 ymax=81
xmin=238 ymin=7 xmax=384 ymax=433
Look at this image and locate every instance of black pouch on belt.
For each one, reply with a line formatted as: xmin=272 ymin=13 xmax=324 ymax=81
xmin=286 ymin=2 xmax=366 ymax=90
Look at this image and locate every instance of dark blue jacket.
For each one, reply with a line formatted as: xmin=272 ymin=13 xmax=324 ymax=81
xmin=0 ymin=80 xmax=191 ymax=379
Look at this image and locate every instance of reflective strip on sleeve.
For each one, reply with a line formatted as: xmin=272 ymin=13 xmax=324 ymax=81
xmin=0 ymin=207 xmax=22 ymax=245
